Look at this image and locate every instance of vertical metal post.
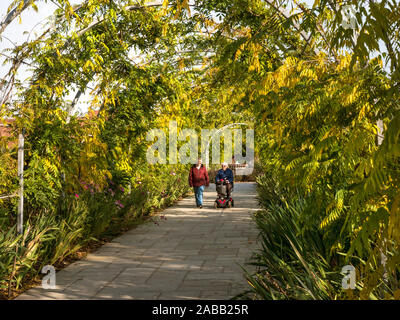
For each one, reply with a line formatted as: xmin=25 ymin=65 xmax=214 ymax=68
xmin=128 ymin=145 xmax=132 ymax=195
xmin=377 ymin=119 xmax=388 ymax=296
xmin=17 ymin=132 xmax=24 ymax=234
xmin=377 ymin=119 xmax=384 ymax=146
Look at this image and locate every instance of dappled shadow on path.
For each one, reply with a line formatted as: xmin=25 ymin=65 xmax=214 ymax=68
xmin=16 ymin=182 xmax=260 ymax=300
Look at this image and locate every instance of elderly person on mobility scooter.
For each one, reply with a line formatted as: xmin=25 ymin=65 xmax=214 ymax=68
xmin=214 ymin=162 xmax=234 ymax=208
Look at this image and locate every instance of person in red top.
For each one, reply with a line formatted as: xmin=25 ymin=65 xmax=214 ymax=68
xmin=189 ymin=157 xmax=209 ymax=208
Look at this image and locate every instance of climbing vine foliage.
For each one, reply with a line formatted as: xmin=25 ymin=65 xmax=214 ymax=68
xmin=1 ymin=0 xmax=400 ymax=299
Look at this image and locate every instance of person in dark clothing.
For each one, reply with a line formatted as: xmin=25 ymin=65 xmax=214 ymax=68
xmin=215 ymin=162 xmax=234 ymax=197
xmin=189 ymin=158 xmax=209 ymax=208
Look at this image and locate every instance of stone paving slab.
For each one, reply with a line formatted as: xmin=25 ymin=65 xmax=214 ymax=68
xmin=16 ymin=182 xmax=260 ymax=300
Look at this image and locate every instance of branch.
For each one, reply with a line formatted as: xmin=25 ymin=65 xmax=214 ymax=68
xmin=0 ymin=192 xmax=18 ymax=200
xmin=326 ymin=0 xmax=357 ymax=50
xmin=75 ymin=2 xmax=164 ymax=37
xmin=263 ymin=0 xmax=311 ymax=44
xmin=0 ymin=0 xmax=37 ymax=35
xmin=68 ymin=89 xmax=83 ymax=115
xmin=0 ymin=35 xmax=18 ymax=48
xmin=292 ymin=0 xmax=338 ymax=62
xmin=0 ymin=52 xmax=35 ymax=67
xmin=368 ymin=0 xmax=397 ymax=71
xmin=0 ymin=1 xmax=87 ymax=104
xmin=0 ymin=27 xmax=51 ymax=101
xmin=76 ymin=1 xmax=199 ymax=37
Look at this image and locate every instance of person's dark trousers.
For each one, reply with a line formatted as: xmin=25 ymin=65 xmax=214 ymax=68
xmin=194 ymin=185 xmax=205 ymax=207
xmin=225 ymin=182 xmax=233 ymax=197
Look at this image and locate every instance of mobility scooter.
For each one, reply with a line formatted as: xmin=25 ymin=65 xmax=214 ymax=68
xmin=214 ymin=178 xmax=234 ymax=208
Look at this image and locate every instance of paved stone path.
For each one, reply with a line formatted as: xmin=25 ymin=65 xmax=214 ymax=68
xmin=17 ymin=182 xmax=260 ymax=300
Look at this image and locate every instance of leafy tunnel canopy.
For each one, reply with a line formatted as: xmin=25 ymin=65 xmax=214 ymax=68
xmin=1 ymin=0 xmax=400 ymax=299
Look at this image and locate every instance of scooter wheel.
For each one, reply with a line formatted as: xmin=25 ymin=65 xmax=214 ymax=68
xmin=213 ymin=202 xmax=217 ymax=209
xmin=231 ymin=200 xmax=234 ymax=207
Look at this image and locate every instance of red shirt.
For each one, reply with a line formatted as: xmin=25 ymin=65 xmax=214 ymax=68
xmin=189 ymin=165 xmax=209 ymax=187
